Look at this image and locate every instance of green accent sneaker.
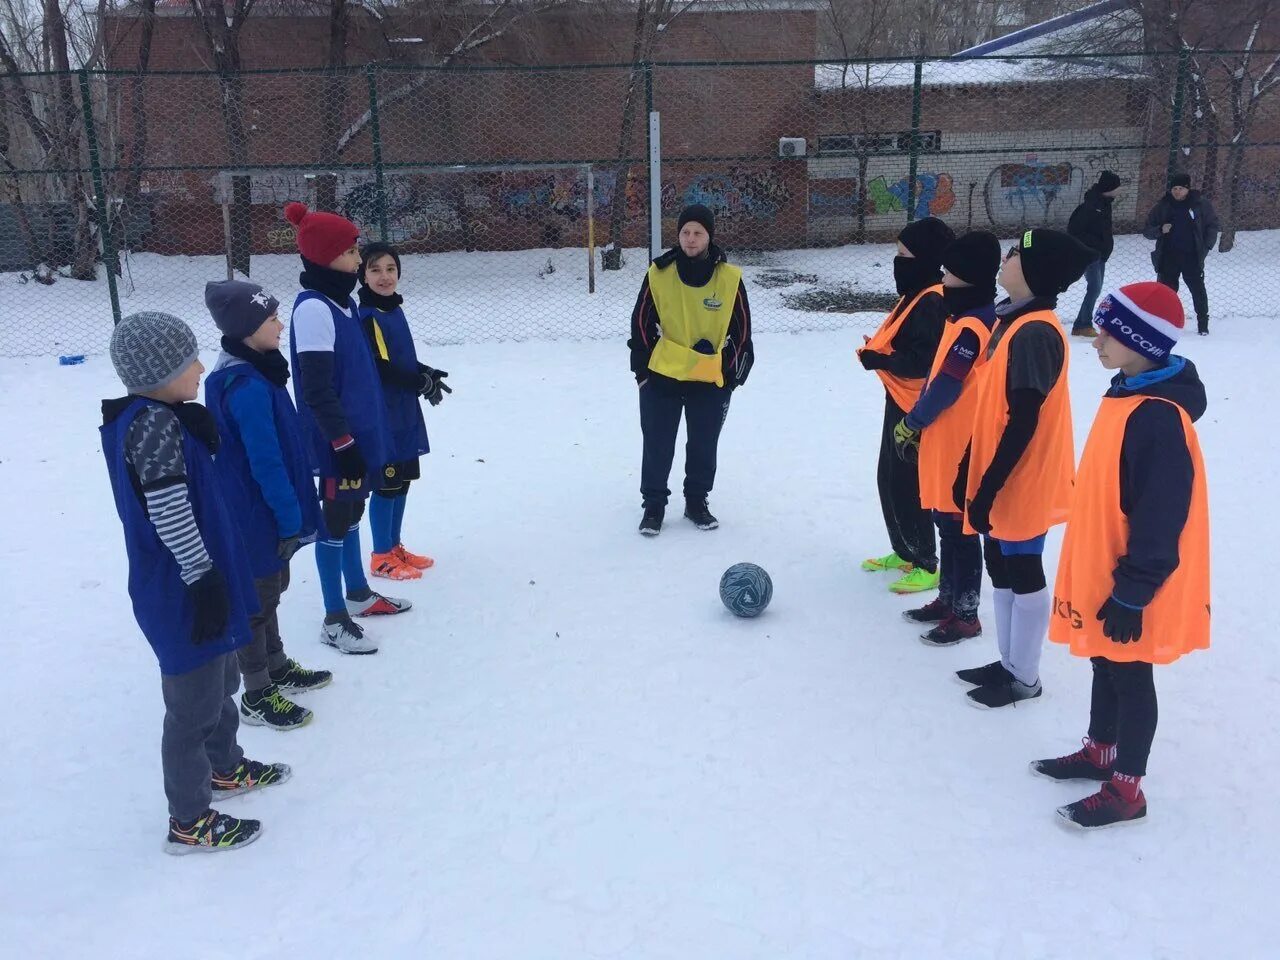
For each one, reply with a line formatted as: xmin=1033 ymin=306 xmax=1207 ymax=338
xmin=861 ymin=551 xmax=913 ymax=573
xmin=889 ymin=566 xmax=941 ymax=594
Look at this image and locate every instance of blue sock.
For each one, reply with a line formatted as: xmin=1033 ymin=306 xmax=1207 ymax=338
xmin=316 ymin=538 xmax=346 ymax=615
xmin=369 ymin=494 xmax=395 ymax=554
xmin=391 ymin=492 xmax=408 ymax=547
xmin=342 ymin=523 xmax=370 ymax=596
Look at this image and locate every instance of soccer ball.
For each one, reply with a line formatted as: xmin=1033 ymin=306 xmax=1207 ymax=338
xmin=719 ymin=562 xmax=773 ymax=618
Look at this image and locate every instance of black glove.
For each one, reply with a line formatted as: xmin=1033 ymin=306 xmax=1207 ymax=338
xmin=333 ymin=440 xmax=367 ymax=482
xmin=692 ymin=339 xmax=716 ymax=356
xmin=892 ymin=418 xmax=919 ymax=463
xmin=419 ymin=365 xmax=452 ymax=407
xmin=966 ymin=488 xmax=994 ymax=535
xmin=859 ymin=350 xmax=887 ymax=371
xmin=277 ymin=535 xmax=302 ymax=562
xmin=1098 ymin=597 xmax=1144 ymax=644
xmin=189 ymin=568 xmax=230 ymax=645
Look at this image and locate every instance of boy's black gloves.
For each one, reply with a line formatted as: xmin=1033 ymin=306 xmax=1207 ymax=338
xmin=333 ymin=440 xmax=367 ymax=482
xmin=1098 ymin=597 xmax=1143 ymax=644
xmin=965 ymin=489 xmax=995 ymax=535
xmin=419 ymin=365 xmax=452 ymax=407
xmin=278 ymin=535 xmax=303 ymax=562
xmin=189 ymin=568 xmax=230 ymax=645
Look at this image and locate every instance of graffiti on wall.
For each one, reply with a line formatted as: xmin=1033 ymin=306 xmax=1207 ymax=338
xmin=667 ymin=168 xmax=792 ymax=221
xmin=983 ymin=159 xmax=1084 ymax=227
xmin=867 ymin=173 xmax=956 ymax=218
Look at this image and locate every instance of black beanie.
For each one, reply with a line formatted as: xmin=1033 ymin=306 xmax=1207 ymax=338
xmin=677 ymin=204 xmax=715 ymax=243
xmin=1169 ymin=172 xmax=1192 ymax=189
xmin=1097 ymin=170 xmax=1122 ymax=192
xmin=897 ymin=216 xmax=955 ymax=267
xmin=359 ymin=241 xmax=402 ymax=283
xmin=941 ymin=230 xmax=1001 ymax=286
xmin=1016 ymin=228 xmax=1096 ymax=297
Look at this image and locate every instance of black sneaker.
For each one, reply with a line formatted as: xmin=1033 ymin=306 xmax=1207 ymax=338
xmin=639 ymin=503 xmax=664 ymax=536
xmin=684 ymin=498 xmax=719 ymax=530
xmin=967 ymin=676 xmax=1042 ymax=709
xmin=211 ymin=758 xmax=292 ymax=799
xmin=269 ymin=658 xmax=333 ymax=693
xmin=903 ymin=596 xmax=950 ymax=624
xmin=240 ymin=684 xmax=313 ymax=731
xmin=920 ymin=616 xmax=982 ymax=647
xmin=1030 ymin=741 xmax=1114 ymax=782
xmin=165 ymin=809 xmax=261 ymax=856
xmin=1057 ymin=782 xmax=1147 ymax=830
xmin=955 ymin=660 xmax=1011 ymax=687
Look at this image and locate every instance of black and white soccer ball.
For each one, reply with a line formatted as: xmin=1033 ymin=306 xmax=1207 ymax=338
xmin=719 ymin=562 xmax=773 ymax=618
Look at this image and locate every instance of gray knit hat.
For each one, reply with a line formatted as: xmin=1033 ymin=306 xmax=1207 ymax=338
xmin=109 ymin=312 xmax=200 ymax=394
xmin=204 ymin=279 xmax=280 ymax=341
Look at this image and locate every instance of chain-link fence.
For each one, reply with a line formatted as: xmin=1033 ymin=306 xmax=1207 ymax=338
xmin=3 ymin=51 xmax=1278 ymax=357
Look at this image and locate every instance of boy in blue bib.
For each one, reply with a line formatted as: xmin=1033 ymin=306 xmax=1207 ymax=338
xmin=357 ymin=242 xmax=450 ymax=581
xmin=102 ymin=311 xmax=289 ymax=854
xmin=204 ymin=279 xmax=333 ymax=729
xmin=284 ymin=203 xmax=411 ymax=655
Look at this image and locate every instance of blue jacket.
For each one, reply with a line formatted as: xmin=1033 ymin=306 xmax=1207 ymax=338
xmin=289 ymin=290 xmax=388 ymax=482
xmin=205 ymin=357 xmax=322 ymax=578
xmin=101 ymin=396 xmax=257 ymax=675
xmin=358 ymin=304 xmax=431 ymax=464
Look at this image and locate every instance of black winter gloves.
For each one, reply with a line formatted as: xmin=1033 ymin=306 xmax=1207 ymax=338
xmin=1098 ymin=597 xmax=1144 ymax=644
xmin=333 ymin=439 xmax=367 ymax=482
xmin=419 ymin=365 xmax=452 ymax=407
xmin=278 ymin=535 xmax=303 ymax=562
xmin=189 ymin=568 xmax=230 ymax=645
xmin=965 ymin=488 xmax=995 ymax=535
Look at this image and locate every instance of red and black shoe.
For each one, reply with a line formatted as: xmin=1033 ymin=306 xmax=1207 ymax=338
xmin=902 ymin=596 xmax=950 ymax=624
xmin=1030 ymin=738 xmax=1114 ymax=782
xmin=920 ymin=616 xmax=983 ymax=647
xmin=347 ymin=589 xmax=413 ymax=618
xmin=165 ymin=809 xmax=261 ymax=856
xmin=1057 ymin=778 xmax=1147 ymax=830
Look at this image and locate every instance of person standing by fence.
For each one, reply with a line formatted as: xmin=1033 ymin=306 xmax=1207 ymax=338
xmin=1143 ymin=173 xmax=1219 ymax=336
xmin=1068 ymin=170 xmax=1121 ymax=337
xmin=628 ymin=204 xmax=754 ymax=536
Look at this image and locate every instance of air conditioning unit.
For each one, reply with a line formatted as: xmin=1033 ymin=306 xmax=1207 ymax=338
xmin=778 ymin=137 xmax=807 ymax=158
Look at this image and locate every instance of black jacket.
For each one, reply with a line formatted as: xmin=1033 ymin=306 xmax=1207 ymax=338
xmin=627 ymin=245 xmax=754 ymax=389
xmin=1143 ymin=190 xmax=1220 ymax=267
xmin=859 ymin=286 xmax=948 ymax=382
xmin=1067 ymin=186 xmax=1114 ymax=262
xmin=1108 ymin=358 xmax=1208 ymax=607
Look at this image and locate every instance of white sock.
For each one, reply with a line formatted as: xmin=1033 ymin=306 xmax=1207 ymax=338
xmin=1008 ymin=588 xmax=1050 ymax=686
xmin=993 ymin=588 xmax=1014 ymax=668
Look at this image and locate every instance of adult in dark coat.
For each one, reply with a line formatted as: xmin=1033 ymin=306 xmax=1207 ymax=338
xmin=1142 ymin=173 xmax=1220 ymax=335
xmin=1067 ymin=170 xmax=1121 ymax=336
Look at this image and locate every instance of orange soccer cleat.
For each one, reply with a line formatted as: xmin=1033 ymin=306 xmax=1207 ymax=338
xmin=370 ymin=551 xmax=422 ymax=581
xmin=393 ymin=544 xmax=435 ymax=570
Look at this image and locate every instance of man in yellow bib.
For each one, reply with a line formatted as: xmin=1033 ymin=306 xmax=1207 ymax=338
xmin=628 ymin=205 xmax=753 ymax=535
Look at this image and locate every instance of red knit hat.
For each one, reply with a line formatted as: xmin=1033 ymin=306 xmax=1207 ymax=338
xmin=283 ymin=202 xmax=360 ymax=266
xmin=1093 ymin=281 xmax=1185 ymax=361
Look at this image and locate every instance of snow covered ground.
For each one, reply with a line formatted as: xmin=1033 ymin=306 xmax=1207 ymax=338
xmin=6 ymin=230 xmax=1277 ymax=357
xmin=2 ymin=312 xmax=1276 ymax=957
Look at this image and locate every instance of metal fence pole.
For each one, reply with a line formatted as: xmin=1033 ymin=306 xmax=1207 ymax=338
xmin=648 ymin=111 xmax=662 ymax=260
xmin=905 ymin=57 xmax=924 ymax=225
xmin=78 ymin=68 xmax=121 ymax=326
xmin=1166 ymin=48 xmax=1190 ymax=182
xmin=644 ymin=61 xmax=655 ymax=258
xmin=366 ymin=64 xmax=389 ymax=242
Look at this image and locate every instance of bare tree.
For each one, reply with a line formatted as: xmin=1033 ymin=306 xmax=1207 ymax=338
xmin=188 ymin=0 xmax=258 ymax=276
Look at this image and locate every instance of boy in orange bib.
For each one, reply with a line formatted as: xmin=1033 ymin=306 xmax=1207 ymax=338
xmin=954 ymin=228 xmax=1094 ymax=709
xmin=1033 ymin=282 xmax=1209 ymax=830
xmin=858 ymin=216 xmax=953 ymax=592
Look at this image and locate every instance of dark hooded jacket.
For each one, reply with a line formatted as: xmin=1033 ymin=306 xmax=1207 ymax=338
xmin=1143 ymin=190 xmax=1220 ymax=267
xmin=1067 ymin=185 xmax=1115 ymax=262
xmin=1107 ymin=356 xmax=1208 ymax=607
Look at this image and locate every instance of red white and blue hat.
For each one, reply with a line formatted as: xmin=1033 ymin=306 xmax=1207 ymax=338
xmin=1093 ymin=282 xmax=1185 ymax=362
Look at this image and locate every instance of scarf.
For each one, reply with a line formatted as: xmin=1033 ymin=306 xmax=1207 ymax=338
xmin=220 ymin=335 xmax=290 ymax=388
xmin=300 ymin=257 xmax=358 ymax=304
xmin=358 ymin=285 xmax=404 ymax=311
